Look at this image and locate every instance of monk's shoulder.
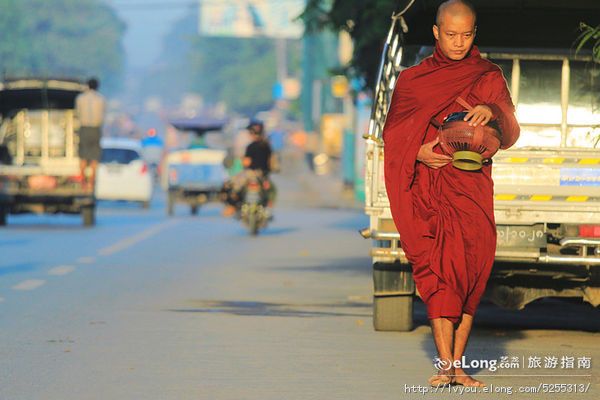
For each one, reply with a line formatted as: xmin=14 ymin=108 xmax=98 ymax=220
xmin=479 ymin=59 xmax=507 ymax=81
xmin=397 ymin=56 xmax=432 ymax=83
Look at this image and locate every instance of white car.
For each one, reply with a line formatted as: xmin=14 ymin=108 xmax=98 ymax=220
xmin=96 ymin=138 xmax=153 ymax=207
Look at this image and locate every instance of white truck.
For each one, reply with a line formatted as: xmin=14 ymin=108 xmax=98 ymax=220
xmin=162 ymin=119 xmax=228 ymax=216
xmin=362 ymin=17 xmax=600 ymax=331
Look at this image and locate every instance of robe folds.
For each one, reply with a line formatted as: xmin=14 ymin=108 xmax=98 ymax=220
xmin=383 ymin=43 xmax=520 ymax=324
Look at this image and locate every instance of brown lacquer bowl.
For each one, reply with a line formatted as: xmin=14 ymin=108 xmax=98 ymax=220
xmin=439 ymin=112 xmax=502 ymax=171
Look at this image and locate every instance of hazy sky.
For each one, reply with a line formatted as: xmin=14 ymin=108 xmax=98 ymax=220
xmin=109 ymin=0 xmax=193 ymax=70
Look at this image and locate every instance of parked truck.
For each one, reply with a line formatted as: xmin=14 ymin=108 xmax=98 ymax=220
xmin=363 ymin=16 xmax=600 ymax=331
xmin=0 ymin=79 xmax=96 ymax=226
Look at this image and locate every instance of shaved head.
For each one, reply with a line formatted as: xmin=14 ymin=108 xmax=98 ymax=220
xmin=432 ymin=0 xmax=477 ymax=60
xmin=436 ymin=0 xmax=477 ymax=27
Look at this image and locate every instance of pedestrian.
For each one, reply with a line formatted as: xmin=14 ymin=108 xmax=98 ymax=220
xmin=382 ymin=0 xmax=520 ymax=387
xmin=304 ymin=131 xmax=318 ymax=173
xmin=75 ymin=77 xmax=106 ymax=191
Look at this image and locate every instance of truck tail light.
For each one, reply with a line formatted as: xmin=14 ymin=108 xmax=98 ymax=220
xmin=579 ymin=225 xmax=600 ymax=238
xmin=68 ymin=175 xmax=83 ymax=183
xmin=140 ymin=163 xmax=148 ymax=175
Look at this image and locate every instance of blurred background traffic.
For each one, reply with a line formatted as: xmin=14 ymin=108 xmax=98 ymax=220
xmin=0 ymin=0 xmax=372 ymax=226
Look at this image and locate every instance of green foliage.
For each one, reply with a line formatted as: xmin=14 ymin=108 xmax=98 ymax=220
xmin=188 ymin=36 xmax=277 ymax=115
xmin=302 ymin=0 xmax=399 ymax=90
xmin=575 ymin=23 xmax=600 ymax=62
xmin=139 ymin=8 xmax=303 ymax=115
xmin=0 ymin=0 xmax=125 ymax=93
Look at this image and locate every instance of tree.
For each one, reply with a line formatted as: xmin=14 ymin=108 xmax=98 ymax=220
xmin=187 ymin=36 xmax=279 ymax=115
xmin=301 ymin=0 xmax=399 ymax=91
xmin=0 ymin=0 xmax=126 ymax=94
xmin=142 ymin=8 xmax=302 ymax=116
xmin=576 ymin=23 xmax=600 ymax=62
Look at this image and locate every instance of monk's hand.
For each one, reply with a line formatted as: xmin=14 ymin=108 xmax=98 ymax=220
xmin=463 ymin=104 xmax=493 ymax=127
xmin=417 ymin=137 xmax=452 ymax=169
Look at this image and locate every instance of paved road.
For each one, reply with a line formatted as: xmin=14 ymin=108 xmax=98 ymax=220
xmin=0 ymin=183 xmax=598 ymax=400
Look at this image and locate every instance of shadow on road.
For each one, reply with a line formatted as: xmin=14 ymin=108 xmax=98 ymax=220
xmin=168 ymin=299 xmax=371 ymax=318
xmin=325 ymin=212 xmax=369 ymax=232
xmin=0 ymin=262 xmax=40 ymax=277
xmin=0 ymin=221 xmax=85 ymax=230
xmin=253 ymin=227 xmax=299 ymax=236
xmin=268 ymin=257 xmax=372 ymax=276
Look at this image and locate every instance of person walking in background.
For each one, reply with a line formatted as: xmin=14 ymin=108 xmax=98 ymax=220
xmin=75 ymin=77 xmax=106 ymax=191
xmin=304 ymin=131 xmax=319 ymax=173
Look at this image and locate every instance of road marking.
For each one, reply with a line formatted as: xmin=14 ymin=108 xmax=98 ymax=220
xmin=98 ymin=220 xmax=179 ymax=257
xmin=77 ymin=257 xmax=95 ymax=264
xmin=48 ymin=265 xmax=76 ymax=276
xmin=0 ymin=297 xmax=4 ymax=303
xmin=13 ymin=280 xmax=46 ymax=291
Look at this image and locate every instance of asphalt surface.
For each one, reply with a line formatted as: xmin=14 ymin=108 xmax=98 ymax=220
xmin=0 ymin=174 xmax=598 ymax=400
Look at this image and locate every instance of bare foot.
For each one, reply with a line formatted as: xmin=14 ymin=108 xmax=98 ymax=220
xmin=428 ymin=369 xmax=454 ymax=387
xmin=453 ymin=368 xmax=485 ymax=387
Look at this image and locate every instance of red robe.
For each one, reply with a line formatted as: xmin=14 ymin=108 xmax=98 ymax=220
xmin=383 ymin=43 xmax=520 ymax=324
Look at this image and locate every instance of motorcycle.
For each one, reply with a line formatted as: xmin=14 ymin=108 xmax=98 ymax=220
xmin=239 ymin=174 xmax=271 ymax=235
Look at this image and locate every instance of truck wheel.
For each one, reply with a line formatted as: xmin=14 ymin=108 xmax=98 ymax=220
xmin=82 ymin=206 xmax=96 ymax=227
xmin=191 ymin=204 xmax=199 ymax=215
xmin=167 ymin=192 xmax=175 ymax=216
xmin=373 ymin=295 xmax=413 ymax=332
xmin=0 ymin=207 xmax=7 ymax=226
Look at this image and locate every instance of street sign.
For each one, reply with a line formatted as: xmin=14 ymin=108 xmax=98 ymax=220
xmin=198 ymin=0 xmax=305 ymax=39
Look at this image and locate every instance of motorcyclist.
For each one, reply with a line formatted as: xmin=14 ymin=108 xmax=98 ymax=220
xmin=221 ymin=120 xmax=275 ymax=217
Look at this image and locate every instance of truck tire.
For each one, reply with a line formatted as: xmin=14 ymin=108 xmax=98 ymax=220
xmin=191 ymin=204 xmax=199 ymax=215
xmin=167 ymin=192 xmax=175 ymax=216
xmin=0 ymin=207 xmax=7 ymax=226
xmin=373 ymin=295 xmax=413 ymax=332
xmin=82 ymin=206 xmax=95 ymax=227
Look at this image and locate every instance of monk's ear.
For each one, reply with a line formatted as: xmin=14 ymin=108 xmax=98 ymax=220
xmin=433 ymin=24 xmax=440 ymax=40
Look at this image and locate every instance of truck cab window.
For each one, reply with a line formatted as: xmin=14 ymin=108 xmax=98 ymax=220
xmin=515 ymin=60 xmax=562 ymax=148
xmin=567 ymin=61 xmax=600 ymax=148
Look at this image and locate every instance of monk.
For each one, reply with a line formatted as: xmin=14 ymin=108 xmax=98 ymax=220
xmin=382 ymin=0 xmax=520 ymax=387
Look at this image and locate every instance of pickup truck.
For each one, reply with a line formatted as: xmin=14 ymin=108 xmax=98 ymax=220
xmin=362 ymin=17 xmax=600 ymax=331
xmin=0 ymin=79 xmax=96 ymax=226
xmin=163 ymin=118 xmax=228 ymax=216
